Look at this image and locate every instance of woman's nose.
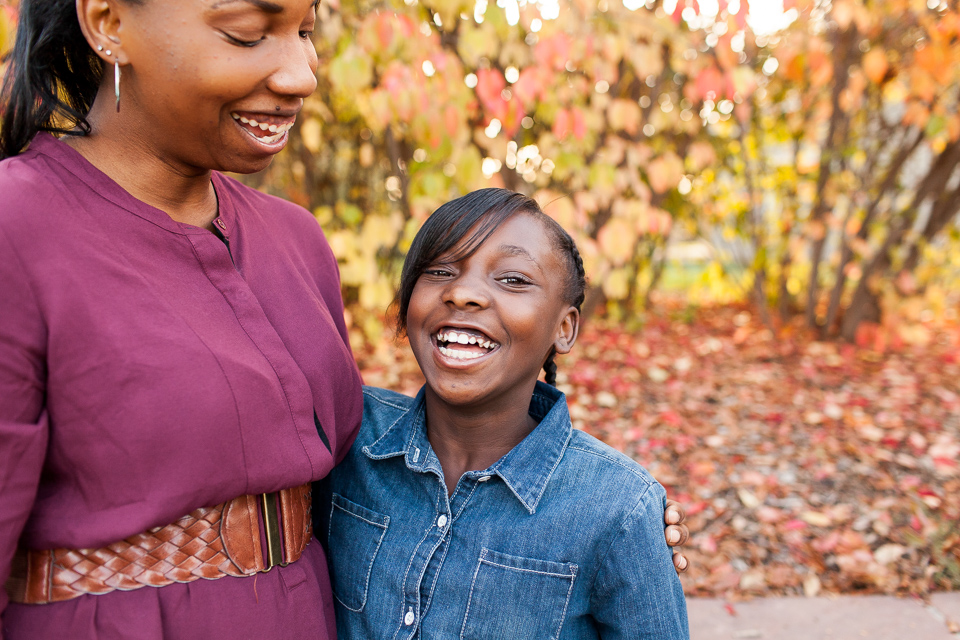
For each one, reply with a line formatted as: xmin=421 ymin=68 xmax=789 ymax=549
xmin=267 ymin=37 xmax=319 ymax=99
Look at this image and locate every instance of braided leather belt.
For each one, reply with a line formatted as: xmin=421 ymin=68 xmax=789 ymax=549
xmin=5 ymin=484 xmax=312 ymax=605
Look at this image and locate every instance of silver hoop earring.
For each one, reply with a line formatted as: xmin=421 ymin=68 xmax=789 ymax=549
xmin=114 ymin=61 xmax=121 ymax=113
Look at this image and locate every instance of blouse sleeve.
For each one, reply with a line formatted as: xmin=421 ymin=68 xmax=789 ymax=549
xmin=0 ymin=224 xmax=49 ymax=629
xmin=589 ymin=481 xmax=690 ymax=640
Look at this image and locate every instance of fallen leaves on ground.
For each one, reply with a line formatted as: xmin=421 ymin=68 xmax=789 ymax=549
xmin=356 ymin=303 xmax=960 ymax=599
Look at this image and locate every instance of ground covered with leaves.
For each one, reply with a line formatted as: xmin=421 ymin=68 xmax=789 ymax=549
xmin=357 ymin=304 xmax=960 ymax=599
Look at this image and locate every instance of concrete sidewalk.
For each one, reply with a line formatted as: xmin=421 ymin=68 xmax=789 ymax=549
xmin=688 ymin=593 xmax=960 ymax=639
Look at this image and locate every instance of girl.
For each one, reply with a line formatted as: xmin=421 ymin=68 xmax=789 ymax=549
xmin=323 ymin=188 xmax=689 ymax=639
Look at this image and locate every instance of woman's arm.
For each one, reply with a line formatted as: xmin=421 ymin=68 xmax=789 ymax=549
xmin=0 ymin=225 xmax=49 ymax=632
xmin=591 ymin=483 xmax=690 ymax=640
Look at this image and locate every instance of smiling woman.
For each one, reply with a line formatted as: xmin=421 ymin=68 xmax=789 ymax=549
xmin=0 ymin=0 xmax=361 ymax=636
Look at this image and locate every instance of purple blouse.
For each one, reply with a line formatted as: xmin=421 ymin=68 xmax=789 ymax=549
xmin=0 ymin=134 xmax=363 ymax=639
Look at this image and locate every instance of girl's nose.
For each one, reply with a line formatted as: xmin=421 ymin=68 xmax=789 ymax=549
xmin=443 ymin=278 xmax=490 ymax=310
xmin=267 ymin=37 xmax=319 ymax=99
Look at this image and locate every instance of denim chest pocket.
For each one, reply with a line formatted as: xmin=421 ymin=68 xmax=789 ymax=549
xmin=460 ymin=548 xmax=578 ymax=640
xmin=328 ymin=493 xmax=390 ymax=612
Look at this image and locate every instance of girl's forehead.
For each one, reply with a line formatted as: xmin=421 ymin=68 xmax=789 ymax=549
xmin=447 ymin=211 xmax=545 ymax=253
xmin=439 ymin=214 xmax=556 ymax=267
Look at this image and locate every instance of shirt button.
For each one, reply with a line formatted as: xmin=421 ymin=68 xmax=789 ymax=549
xmin=478 ymin=476 xmax=491 ymax=482
xmin=404 ymin=610 xmax=415 ymax=626
xmin=215 ymin=218 xmax=226 ymax=230
xmin=437 ymin=515 xmax=448 ymax=528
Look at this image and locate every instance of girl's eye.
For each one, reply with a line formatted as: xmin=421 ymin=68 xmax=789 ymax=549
xmin=224 ymin=33 xmax=265 ymax=47
xmin=499 ymin=275 xmax=532 ymax=286
xmin=299 ymin=30 xmax=314 ymax=39
xmin=424 ymin=268 xmax=453 ymax=278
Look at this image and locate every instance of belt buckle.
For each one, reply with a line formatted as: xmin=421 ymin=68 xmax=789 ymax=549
xmin=259 ymin=492 xmax=284 ymax=569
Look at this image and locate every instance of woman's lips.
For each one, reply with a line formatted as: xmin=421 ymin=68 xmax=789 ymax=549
xmin=230 ymin=112 xmax=295 ymax=144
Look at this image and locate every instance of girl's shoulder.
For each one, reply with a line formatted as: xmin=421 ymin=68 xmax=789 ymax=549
xmin=545 ymin=428 xmax=667 ymax=529
xmin=564 ymin=428 xmax=659 ymax=489
xmin=360 ymin=386 xmax=417 ymax=439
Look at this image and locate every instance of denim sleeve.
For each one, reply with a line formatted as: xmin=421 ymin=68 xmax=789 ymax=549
xmin=590 ymin=481 xmax=690 ymax=640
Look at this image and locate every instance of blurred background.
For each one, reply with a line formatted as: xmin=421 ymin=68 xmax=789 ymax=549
xmin=2 ymin=0 xmax=959 ymax=616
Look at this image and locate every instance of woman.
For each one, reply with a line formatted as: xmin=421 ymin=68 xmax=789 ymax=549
xmin=0 ymin=0 xmax=361 ymax=636
xmin=0 ymin=0 xmax=687 ymax=637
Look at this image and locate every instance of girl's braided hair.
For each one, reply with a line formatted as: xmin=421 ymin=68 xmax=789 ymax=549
xmin=540 ymin=222 xmax=586 ymax=386
xmin=395 ymin=188 xmax=586 ymax=387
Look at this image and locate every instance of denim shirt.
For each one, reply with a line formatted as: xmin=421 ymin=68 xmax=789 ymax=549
xmin=321 ymin=382 xmax=689 ymax=640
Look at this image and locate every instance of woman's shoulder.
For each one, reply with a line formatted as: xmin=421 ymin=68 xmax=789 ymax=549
xmin=0 ymin=145 xmax=72 ymax=227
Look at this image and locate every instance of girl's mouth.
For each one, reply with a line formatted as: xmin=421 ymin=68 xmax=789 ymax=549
xmin=230 ymin=113 xmax=295 ymax=145
xmin=435 ymin=327 xmax=500 ymax=361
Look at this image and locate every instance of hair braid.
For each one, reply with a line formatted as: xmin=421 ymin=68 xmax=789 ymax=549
xmin=540 ymin=218 xmax=587 ymax=387
xmin=543 ymin=352 xmax=558 ymax=387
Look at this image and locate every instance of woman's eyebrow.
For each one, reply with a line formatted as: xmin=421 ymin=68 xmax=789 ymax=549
xmin=210 ymin=0 xmax=285 ymax=13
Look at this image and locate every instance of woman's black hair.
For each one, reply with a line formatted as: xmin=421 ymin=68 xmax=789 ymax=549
xmin=0 ymin=0 xmax=108 ymax=159
xmin=395 ymin=188 xmax=587 ymax=387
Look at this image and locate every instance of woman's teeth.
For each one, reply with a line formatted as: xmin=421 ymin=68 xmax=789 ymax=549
xmin=231 ymin=113 xmax=294 ymax=143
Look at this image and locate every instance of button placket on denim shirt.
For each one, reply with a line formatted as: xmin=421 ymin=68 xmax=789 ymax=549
xmin=397 ymin=430 xmax=448 ymax=639
xmin=405 ymin=465 xmax=487 ymax=639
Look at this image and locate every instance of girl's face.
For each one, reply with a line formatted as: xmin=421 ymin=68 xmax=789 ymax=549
xmin=103 ymin=0 xmax=318 ymax=173
xmin=406 ymin=213 xmax=579 ymax=412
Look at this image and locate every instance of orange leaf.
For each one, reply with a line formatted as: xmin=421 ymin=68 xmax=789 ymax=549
xmin=862 ymin=48 xmax=888 ymax=84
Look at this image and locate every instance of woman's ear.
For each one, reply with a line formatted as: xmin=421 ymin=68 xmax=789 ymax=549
xmin=553 ymin=307 xmax=579 ymax=355
xmin=75 ymin=0 xmax=127 ymax=64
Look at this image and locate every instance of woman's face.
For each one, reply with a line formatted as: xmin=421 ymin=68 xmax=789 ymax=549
xmin=113 ymin=0 xmax=318 ymax=173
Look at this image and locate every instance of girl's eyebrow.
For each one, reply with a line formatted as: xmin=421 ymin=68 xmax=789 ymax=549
xmin=211 ymin=0 xmax=285 ymax=13
xmin=497 ymin=244 xmax=543 ymax=270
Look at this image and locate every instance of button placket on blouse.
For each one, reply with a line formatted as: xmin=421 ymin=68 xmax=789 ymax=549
xmin=184 ymin=227 xmax=322 ymax=481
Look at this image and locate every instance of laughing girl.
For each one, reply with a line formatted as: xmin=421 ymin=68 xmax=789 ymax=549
xmin=323 ymin=189 xmax=689 ymax=639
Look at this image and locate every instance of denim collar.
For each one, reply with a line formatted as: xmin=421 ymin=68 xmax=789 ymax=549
xmin=362 ymin=381 xmax=573 ymax=514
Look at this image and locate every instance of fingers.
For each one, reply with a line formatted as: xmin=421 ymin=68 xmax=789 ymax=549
xmin=665 ymin=523 xmax=689 ymax=547
xmin=665 ymin=499 xmax=686 ymax=526
xmin=673 ymin=550 xmax=688 ymax=574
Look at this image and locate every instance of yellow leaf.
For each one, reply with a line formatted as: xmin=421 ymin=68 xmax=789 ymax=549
xmin=300 ymin=118 xmax=323 ymax=154
xmin=800 ymin=511 xmax=832 ymax=527
xmin=359 ymin=276 xmax=395 ymax=310
xmin=597 ymin=218 xmax=636 ymax=266
xmin=602 ymin=267 xmax=630 ymax=299
xmin=646 ymin=152 xmax=684 ymax=194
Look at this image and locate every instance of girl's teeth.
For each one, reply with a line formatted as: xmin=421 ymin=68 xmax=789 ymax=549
xmin=457 ymin=335 xmax=469 ymax=345
xmin=448 ymin=332 xmax=459 ymax=343
xmin=259 ymin=122 xmax=269 ymax=130
xmin=439 ymin=346 xmax=484 ymax=360
xmin=268 ymin=124 xmax=278 ymax=133
xmin=249 ymin=119 xmax=259 ymax=127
